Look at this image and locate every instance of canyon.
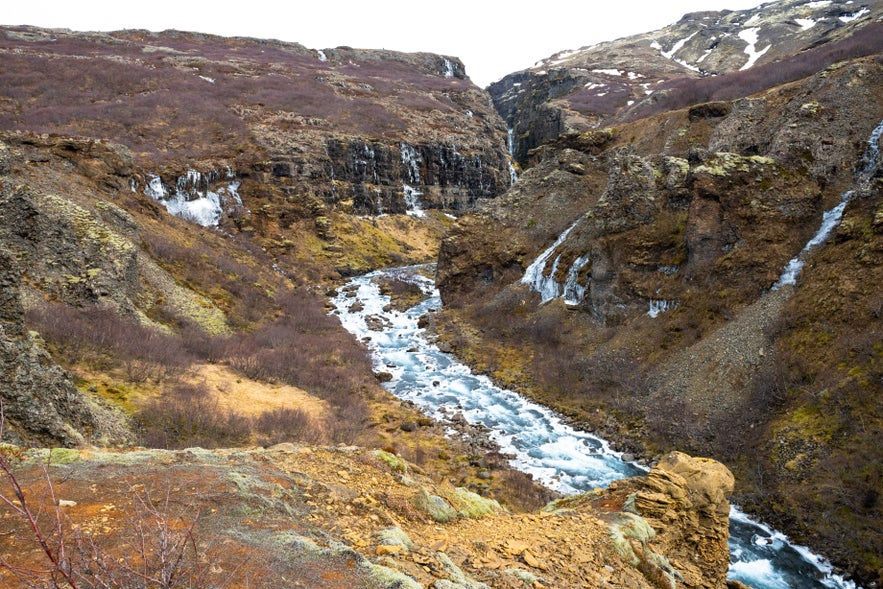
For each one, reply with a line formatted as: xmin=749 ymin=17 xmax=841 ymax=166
xmin=0 ymin=0 xmax=881 ymax=586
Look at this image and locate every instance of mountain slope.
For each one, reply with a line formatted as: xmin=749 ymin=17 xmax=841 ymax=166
xmin=0 ymin=26 xmax=513 ymax=223
xmin=438 ymin=48 xmax=883 ymax=584
xmin=491 ymin=0 xmax=883 ymax=165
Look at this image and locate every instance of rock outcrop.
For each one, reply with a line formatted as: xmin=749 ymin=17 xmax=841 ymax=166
xmin=0 ymin=444 xmax=735 ymax=589
xmin=0 ymin=249 xmax=127 ymax=447
xmin=630 ymin=452 xmax=735 ymax=588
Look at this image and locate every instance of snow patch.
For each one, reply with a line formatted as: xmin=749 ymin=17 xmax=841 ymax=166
xmin=549 ymin=49 xmax=580 ymax=65
xmin=839 ymin=7 xmax=870 ymax=22
xmin=592 ymin=68 xmax=623 ymax=76
xmin=795 ymin=18 xmax=817 ymax=30
xmin=806 ymin=0 xmax=831 ymax=6
xmin=656 ymin=32 xmax=702 ymax=72
xmin=738 ymin=27 xmax=771 ymax=70
xmin=661 ymin=31 xmax=698 ymax=60
xmin=198 ymin=75 xmax=215 ymax=84
xmin=317 ymin=50 xmax=327 ymax=62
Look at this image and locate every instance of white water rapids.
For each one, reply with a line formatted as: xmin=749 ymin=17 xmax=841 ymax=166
xmin=330 ymin=266 xmax=857 ymax=589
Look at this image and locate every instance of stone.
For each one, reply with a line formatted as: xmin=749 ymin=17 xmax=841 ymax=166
xmin=375 ymin=544 xmax=404 ymax=557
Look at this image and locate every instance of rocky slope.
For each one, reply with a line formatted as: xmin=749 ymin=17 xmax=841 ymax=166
xmin=491 ymin=0 xmax=883 ymax=165
xmin=437 ymin=51 xmax=883 ymax=584
xmin=0 ymin=249 xmax=129 ymax=447
xmin=0 ymin=22 xmax=519 ymax=448
xmin=0 ymin=443 xmax=737 ymax=589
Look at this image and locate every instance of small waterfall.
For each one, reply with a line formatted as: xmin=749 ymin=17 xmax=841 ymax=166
xmin=442 ymin=58 xmax=455 ymax=78
xmin=400 ymin=143 xmax=425 ymax=216
xmin=508 ymin=161 xmax=519 ymax=186
xmin=400 ymin=142 xmax=421 ymax=184
xmin=142 ymin=168 xmax=244 ymax=227
xmin=648 ymin=299 xmax=677 ymax=318
xmin=521 ymin=221 xmax=588 ymax=304
xmin=773 ymin=119 xmax=883 ymax=290
xmin=507 ymin=126 xmax=515 ymax=156
xmin=403 ymin=184 xmax=425 ymax=218
xmin=562 ymin=254 xmax=590 ymax=305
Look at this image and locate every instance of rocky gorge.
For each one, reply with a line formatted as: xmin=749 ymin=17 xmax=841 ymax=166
xmin=0 ymin=0 xmax=881 ymax=586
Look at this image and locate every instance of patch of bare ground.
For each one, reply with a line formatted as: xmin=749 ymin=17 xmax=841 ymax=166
xmin=0 ymin=444 xmax=665 ymax=589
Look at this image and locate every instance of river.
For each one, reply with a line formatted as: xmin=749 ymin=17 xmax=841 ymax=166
xmin=331 ymin=266 xmax=857 ymax=589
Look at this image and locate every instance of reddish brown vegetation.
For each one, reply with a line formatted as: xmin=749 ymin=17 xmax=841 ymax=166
xmin=26 ymin=304 xmax=191 ymax=383
xmin=566 ymin=83 xmax=632 ymax=116
xmin=0 ymin=27 xmax=475 ymax=162
xmin=623 ymin=24 xmax=883 ymax=122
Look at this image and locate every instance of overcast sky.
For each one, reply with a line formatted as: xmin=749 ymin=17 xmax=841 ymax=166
xmin=5 ymin=1 xmax=768 ymax=87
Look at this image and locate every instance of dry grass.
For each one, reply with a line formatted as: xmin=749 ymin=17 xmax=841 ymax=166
xmin=184 ymin=363 xmax=328 ymax=421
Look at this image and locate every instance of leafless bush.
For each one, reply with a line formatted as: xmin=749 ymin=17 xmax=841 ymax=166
xmin=25 ymin=303 xmax=191 ymax=382
xmin=137 ymin=383 xmax=251 ymax=449
xmin=254 ymin=408 xmax=325 ymax=446
xmin=0 ymin=404 xmax=241 ymax=588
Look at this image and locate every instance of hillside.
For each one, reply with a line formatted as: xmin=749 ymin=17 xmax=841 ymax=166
xmin=437 ymin=45 xmax=883 ymax=589
xmin=491 ymin=0 xmax=883 ymax=165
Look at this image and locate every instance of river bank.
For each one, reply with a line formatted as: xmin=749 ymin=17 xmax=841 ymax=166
xmin=330 ymin=264 xmax=859 ymax=589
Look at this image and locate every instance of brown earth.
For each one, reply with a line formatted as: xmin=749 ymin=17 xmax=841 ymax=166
xmin=0 ymin=445 xmax=736 ymax=589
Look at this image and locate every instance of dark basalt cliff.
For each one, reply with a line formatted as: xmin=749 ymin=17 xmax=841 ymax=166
xmin=0 ymin=247 xmax=128 ymax=446
xmin=490 ymin=0 xmax=883 ymax=166
xmin=438 ymin=51 xmax=883 ymax=585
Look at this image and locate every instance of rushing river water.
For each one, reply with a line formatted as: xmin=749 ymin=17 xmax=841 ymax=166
xmin=331 ymin=266 xmax=857 ymax=589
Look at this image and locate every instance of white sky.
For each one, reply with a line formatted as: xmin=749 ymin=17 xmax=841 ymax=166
xmin=4 ymin=1 xmax=768 ymax=87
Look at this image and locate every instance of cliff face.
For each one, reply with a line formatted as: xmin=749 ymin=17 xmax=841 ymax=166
xmin=0 ymin=26 xmax=512 ymax=235
xmin=0 ymin=248 xmax=128 ymax=447
xmin=436 ymin=53 xmax=883 ymax=584
xmin=489 ymin=0 xmax=883 ymax=166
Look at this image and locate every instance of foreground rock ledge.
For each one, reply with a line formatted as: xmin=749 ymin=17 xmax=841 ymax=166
xmin=0 ymin=445 xmax=734 ymax=588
